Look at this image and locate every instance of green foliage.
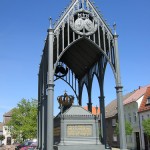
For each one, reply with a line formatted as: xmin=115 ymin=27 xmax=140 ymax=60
xmin=142 ymin=118 xmax=150 ymax=138
xmin=115 ymin=121 xmax=133 ymax=135
xmin=7 ymin=98 xmax=38 ymax=141
xmin=0 ymin=135 xmax=5 ymax=141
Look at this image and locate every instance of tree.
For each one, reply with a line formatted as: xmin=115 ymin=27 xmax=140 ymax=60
xmin=115 ymin=121 xmax=133 ymax=136
xmin=7 ymin=98 xmax=38 ymax=141
xmin=0 ymin=135 xmax=5 ymax=141
xmin=142 ymin=118 xmax=150 ymax=139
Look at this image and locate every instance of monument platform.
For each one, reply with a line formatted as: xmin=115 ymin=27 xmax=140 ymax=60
xmin=54 ymin=105 xmax=105 ymax=150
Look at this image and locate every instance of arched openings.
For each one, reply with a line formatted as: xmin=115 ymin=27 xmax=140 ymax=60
xmin=54 ymin=66 xmax=79 ymax=100
xmin=54 ymin=79 xmax=79 ymax=116
xmin=91 ymin=74 xmax=100 ymax=108
xmin=103 ymin=63 xmax=116 ymax=105
xmin=81 ymin=83 xmax=89 ymax=107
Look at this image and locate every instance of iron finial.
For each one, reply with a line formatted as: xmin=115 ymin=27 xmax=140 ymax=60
xmin=113 ymin=22 xmax=117 ymax=35
xmin=64 ymin=90 xmax=67 ymax=94
xmin=49 ymin=17 xmax=52 ymax=29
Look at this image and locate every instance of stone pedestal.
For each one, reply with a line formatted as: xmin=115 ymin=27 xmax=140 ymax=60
xmin=54 ymin=105 xmax=105 ymax=150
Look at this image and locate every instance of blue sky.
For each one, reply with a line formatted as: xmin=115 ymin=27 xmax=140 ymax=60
xmin=0 ymin=0 xmax=150 ymax=122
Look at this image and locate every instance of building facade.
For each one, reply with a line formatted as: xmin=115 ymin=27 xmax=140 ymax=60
xmin=0 ymin=122 xmax=3 ymax=146
xmin=139 ymin=86 xmax=150 ymax=150
xmin=105 ymin=92 xmax=134 ymax=148
xmin=106 ymin=85 xmax=150 ymax=149
xmin=2 ymin=110 xmax=13 ymax=145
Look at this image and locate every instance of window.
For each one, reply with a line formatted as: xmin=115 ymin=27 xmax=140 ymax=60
xmin=112 ymin=118 xmax=116 ymax=126
xmin=128 ymin=113 xmax=132 ymax=123
xmin=133 ymin=112 xmax=137 ymax=123
xmin=113 ymin=134 xmax=117 ymax=141
xmin=146 ymin=96 xmax=150 ymax=105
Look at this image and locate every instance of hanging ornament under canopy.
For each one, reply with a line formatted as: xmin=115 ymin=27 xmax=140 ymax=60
xmin=55 ymin=62 xmax=68 ymax=78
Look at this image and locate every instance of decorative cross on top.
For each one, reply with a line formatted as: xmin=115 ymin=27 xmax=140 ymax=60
xmin=64 ymin=90 xmax=67 ymax=94
xmin=113 ymin=22 xmax=117 ymax=35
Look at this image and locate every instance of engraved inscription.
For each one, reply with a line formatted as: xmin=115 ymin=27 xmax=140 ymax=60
xmin=67 ymin=124 xmax=92 ymax=137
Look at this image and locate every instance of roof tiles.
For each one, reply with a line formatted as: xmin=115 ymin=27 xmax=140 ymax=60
xmin=84 ymin=106 xmax=100 ymax=115
xmin=139 ymin=87 xmax=150 ymax=112
xmin=123 ymin=85 xmax=150 ymax=105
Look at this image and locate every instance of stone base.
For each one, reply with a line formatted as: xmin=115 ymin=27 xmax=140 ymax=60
xmin=54 ymin=144 xmax=105 ymax=150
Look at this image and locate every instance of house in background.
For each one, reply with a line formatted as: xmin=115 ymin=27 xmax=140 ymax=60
xmin=105 ymin=85 xmax=150 ymax=149
xmin=105 ymin=92 xmax=134 ymax=148
xmin=0 ymin=122 xmax=3 ymax=146
xmin=2 ymin=110 xmax=13 ymax=145
xmin=123 ymin=85 xmax=150 ymax=150
xmin=84 ymin=106 xmax=100 ymax=115
xmin=138 ymin=86 xmax=150 ymax=150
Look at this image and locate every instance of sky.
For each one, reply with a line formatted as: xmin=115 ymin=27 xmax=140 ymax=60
xmin=0 ymin=0 xmax=150 ymax=122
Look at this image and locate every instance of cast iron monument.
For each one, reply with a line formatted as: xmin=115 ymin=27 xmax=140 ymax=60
xmin=38 ymin=0 xmax=127 ymax=149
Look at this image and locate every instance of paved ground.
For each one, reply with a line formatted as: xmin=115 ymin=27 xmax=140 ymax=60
xmin=0 ymin=145 xmax=15 ymax=150
xmin=0 ymin=145 xmax=121 ymax=150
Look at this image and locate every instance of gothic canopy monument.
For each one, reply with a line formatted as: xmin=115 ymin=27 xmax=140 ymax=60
xmin=38 ymin=0 xmax=127 ymax=150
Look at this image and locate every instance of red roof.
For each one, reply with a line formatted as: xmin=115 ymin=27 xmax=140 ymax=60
xmin=123 ymin=85 xmax=150 ymax=105
xmin=83 ymin=106 xmax=100 ymax=115
xmin=139 ymin=87 xmax=150 ymax=112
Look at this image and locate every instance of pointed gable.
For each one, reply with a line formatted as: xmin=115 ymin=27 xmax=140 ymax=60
xmin=139 ymin=86 xmax=150 ymax=112
xmin=123 ymin=85 xmax=150 ymax=105
xmin=105 ymin=92 xmax=135 ymax=118
xmin=54 ymin=0 xmax=113 ymax=37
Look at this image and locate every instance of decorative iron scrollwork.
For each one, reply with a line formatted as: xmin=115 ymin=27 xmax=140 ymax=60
xmin=70 ymin=10 xmax=98 ymax=36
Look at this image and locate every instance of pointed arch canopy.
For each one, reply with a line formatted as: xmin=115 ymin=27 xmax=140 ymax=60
xmin=38 ymin=0 xmax=127 ymax=149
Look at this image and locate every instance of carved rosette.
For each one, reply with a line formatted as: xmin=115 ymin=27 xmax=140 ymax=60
xmin=70 ymin=10 xmax=98 ymax=36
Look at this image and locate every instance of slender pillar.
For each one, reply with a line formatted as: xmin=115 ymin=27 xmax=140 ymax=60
xmin=38 ymin=100 xmax=42 ymax=149
xmin=38 ymin=73 xmax=42 ymax=150
xmin=115 ymin=86 xmax=127 ymax=149
xmin=78 ymin=84 xmax=82 ymax=106
xmin=114 ymin=28 xmax=127 ymax=149
xmin=99 ymin=96 xmax=106 ymax=147
xmin=87 ymin=83 xmax=92 ymax=112
xmin=87 ymin=102 xmax=92 ymax=112
xmin=47 ymin=21 xmax=54 ymax=150
xmin=42 ymin=95 xmax=45 ymax=150
xmin=37 ymin=101 xmax=41 ymax=149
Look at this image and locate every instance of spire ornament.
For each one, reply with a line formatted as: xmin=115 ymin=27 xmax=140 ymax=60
xmin=49 ymin=17 xmax=52 ymax=29
xmin=113 ymin=22 xmax=117 ymax=35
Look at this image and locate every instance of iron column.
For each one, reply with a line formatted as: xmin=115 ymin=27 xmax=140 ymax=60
xmin=38 ymin=72 xmax=43 ymax=150
xmin=47 ymin=22 xmax=54 ymax=150
xmin=114 ymin=31 xmax=127 ymax=150
xmin=99 ymin=96 xmax=106 ymax=147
